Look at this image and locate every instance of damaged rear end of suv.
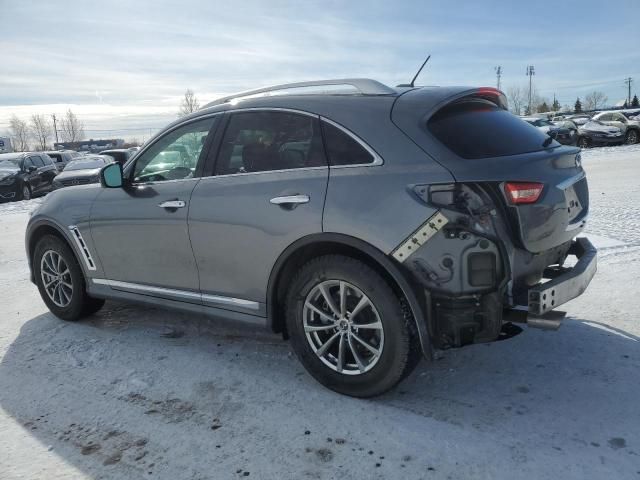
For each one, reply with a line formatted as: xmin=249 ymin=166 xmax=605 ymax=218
xmin=389 ymin=86 xmax=596 ymax=351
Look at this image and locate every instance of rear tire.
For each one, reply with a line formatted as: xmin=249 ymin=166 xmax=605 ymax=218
xmin=34 ymin=235 xmax=105 ymax=321
xmin=285 ymin=255 xmax=418 ymax=397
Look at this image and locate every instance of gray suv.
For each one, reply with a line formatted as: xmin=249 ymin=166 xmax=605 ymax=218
xmin=25 ymin=79 xmax=597 ymax=397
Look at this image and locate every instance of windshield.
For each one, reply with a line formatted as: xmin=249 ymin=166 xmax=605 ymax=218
xmin=63 ymin=157 xmax=107 ymax=171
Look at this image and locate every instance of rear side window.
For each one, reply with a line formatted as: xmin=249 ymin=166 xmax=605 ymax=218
xmin=428 ymin=100 xmax=558 ymax=159
xmin=216 ymin=111 xmax=325 ymax=174
xmin=321 ymin=121 xmax=375 ymax=166
xmin=42 ymin=155 xmax=53 ymax=165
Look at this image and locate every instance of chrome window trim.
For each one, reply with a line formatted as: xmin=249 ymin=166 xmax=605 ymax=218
xmin=319 ymin=116 xmax=384 ymax=167
xmin=92 ymin=278 xmax=260 ymax=310
xmin=203 ymin=165 xmax=328 ymax=181
xmin=125 ymin=112 xmax=224 ymax=184
xmin=227 ymin=107 xmax=318 ymax=118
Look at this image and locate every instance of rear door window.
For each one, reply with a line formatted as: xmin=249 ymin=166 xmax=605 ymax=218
xmin=320 ymin=121 xmax=375 ymax=166
xmin=30 ymin=156 xmax=45 ymax=167
xmin=215 ymin=111 xmax=325 ymax=174
xmin=427 ymin=100 xmax=558 ymax=159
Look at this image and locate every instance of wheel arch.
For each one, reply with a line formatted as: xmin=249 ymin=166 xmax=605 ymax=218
xmin=267 ymin=233 xmax=433 ymax=358
xmin=27 ymin=220 xmax=77 ymax=283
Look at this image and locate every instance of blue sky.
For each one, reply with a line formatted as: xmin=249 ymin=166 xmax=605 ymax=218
xmin=1 ymin=0 xmax=639 ymax=139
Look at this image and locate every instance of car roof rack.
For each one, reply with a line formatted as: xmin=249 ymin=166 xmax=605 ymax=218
xmin=203 ymin=78 xmax=396 ymax=108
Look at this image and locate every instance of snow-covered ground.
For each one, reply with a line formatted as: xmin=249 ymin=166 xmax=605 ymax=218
xmin=1 ymin=145 xmax=639 ymax=479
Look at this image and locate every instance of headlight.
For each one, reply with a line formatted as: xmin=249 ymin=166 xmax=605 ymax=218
xmin=0 ymin=177 xmax=16 ymax=186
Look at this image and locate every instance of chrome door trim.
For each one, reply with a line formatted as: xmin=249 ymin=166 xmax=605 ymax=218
xmin=92 ymin=278 xmax=260 ymax=310
xmin=201 ymin=165 xmax=328 ymax=180
xmin=320 ymin=116 xmax=384 ymax=167
xmin=68 ymin=225 xmax=96 ymax=271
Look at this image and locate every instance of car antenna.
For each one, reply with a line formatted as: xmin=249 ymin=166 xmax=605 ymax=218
xmin=397 ymin=55 xmax=431 ymax=88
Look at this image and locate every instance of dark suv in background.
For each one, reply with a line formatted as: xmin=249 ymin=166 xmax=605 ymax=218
xmin=0 ymin=152 xmax=58 ymax=201
xmin=26 ymin=79 xmax=596 ymax=397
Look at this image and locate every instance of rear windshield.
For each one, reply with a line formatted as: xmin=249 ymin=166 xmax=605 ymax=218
xmin=428 ymin=100 xmax=558 ymax=159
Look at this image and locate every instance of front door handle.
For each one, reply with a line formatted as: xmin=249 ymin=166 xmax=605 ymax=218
xmin=158 ymin=200 xmax=186 ymax=209
xmin=269 ymin=194 xmax=310 ymax=206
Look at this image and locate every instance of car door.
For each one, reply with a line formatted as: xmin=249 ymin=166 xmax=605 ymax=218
xmin=22 ymin=156 xmax=40 ymax=192
xmin=600 ymin=113 xmax=626 ymax=133
xmin=89 ymin=115 xmax=218 ymax=297
xmin=188 ymin=110 xmax=329 ymax=316
xmin=39 ymin=154 xmax=58 ymax=190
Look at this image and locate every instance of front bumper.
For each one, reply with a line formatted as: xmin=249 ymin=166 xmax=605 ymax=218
xmin=590 ymin=136 xmax=624 ymax=145
xmin=527 ymin=237 xmax=597 ymax=316
xmin=0 ymin=185 xmax=18 ymax=202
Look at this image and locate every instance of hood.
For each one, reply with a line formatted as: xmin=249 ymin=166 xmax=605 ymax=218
xmin=580 ymin=122 xmax=620 ymax=134
xmin=0 ymin=168 xmax=19 ymax=181
xmin=56 ymin=167 xmax=102 ymax=181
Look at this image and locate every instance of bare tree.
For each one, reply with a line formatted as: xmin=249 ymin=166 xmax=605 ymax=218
xmin=9 ymin=115 xmax=30 ymax=151
xmin=30 ymin=114 xmax=52 ymax=151
xmin=59 ymin=108 xmax=85 ymax=142
xmin=506 ymin=86 xmax=525 ymax=115
xmin=178 ymin=89 xmax=200 ymax=117
xmin=584 ymin=91 xmax=608 ymax=111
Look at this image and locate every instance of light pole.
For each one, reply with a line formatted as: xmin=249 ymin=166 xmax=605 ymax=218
xmin=526 ymin=65 xmax=535 ymax=114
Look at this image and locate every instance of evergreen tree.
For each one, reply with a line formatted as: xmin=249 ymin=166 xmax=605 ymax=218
xmin=574 ymin=98 xmax=582 ymax=113
xmin=552 ymin=99 xmax=561 ymax=111
xmin=538 ymin=101 xmax=550 ymax=113
xmin=632 ymin=95 xmax=639 ymax=107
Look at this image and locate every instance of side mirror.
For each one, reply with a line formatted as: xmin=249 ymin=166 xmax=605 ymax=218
xmin=100 ymin=162 xmax=123 ymax=188
xmin=27 ymin=166 xmax=37 ymax=173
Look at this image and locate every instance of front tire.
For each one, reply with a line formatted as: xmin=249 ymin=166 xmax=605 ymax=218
xmin=34 ymin=235 xmax=105 ymax=321
xmin=626 ymin=129 xmax=639 ymax=145
xmin=285 ymin=255 xmax=418 ymax=397
xmin=20 ymin=184 xmax=31 ymax=200
xmin=577 ymin=136 xmax=591 ymax=149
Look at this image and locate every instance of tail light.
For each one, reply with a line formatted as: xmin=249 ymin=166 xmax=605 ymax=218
xmin=504 ymin=182 xmax=544 ymax=204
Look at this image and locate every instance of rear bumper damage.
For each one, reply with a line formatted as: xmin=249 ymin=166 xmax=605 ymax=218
xmin=528 ymin=237 xmax=597 ymax=316
xmin=504 ymin=237 xmax=597 ymax=330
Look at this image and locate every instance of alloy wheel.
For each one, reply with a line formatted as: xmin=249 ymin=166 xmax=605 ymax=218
xmin=23 ymin=186 xmax=31 ymax=200
xmin=303 ymin=280 xmax=384 ymax=375
xmin=626 ymin=130 xmax=638 ymax=145
xmin=40 ymin=250 xmax=73 ymax=307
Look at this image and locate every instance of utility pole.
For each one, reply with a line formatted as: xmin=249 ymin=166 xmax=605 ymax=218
xmin=494 ymin=66 xmax=502 ymax=90
xmin=51 ymin=114 xmax=59 ymax=145
xmin=526 ymin=65 xmax=535 ymax=114
xmin=625 ymin=77 xmax=633 ymax=105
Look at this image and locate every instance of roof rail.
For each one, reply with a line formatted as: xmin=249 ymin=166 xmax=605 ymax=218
xmin=203 ymin=78 xmax=396 ymax=108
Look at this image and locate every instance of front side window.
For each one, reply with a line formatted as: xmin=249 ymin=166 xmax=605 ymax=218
xmin=30 ymin=156 xmax=44 ymax=167
xmin=215 ymin=111 xmax=325 ymax=175
xmin=321 ymin=121 xmax=375 ymax=166
xmin=132 ymin=117 xmax=216 ymax=183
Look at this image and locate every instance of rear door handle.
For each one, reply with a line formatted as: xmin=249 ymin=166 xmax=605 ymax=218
xmin=269 ymin=194 xmax=310 ymax=207
xmin=158 ymin=200 xmax=186 ymax=209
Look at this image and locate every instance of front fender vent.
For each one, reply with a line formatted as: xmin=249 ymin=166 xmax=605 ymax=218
xmin=68 ymin=225 xmax=96 ymax=271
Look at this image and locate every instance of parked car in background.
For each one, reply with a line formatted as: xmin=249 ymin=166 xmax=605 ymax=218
xmin=26 ymin=79 xmax=596 ymax=397
xmin=592 ymin=111 xmax=640 ymax=144
xmin=566 ymin=114 xmax=592 ymax=126
xmin=52 ymin=155 xmax=114 ymax=190
xmin=577 ymin=120 xmax=624 ymax=148
xmin=620 ymin=109 xmax=640 ymax=119
xmin=0 ymin=152 xmax=57 ymax=202
xmin=44 ymin=150 xmax=82 ymax=172
xmin=521 ymin=116 xmax=576 ymax=145
xmin=99 ymin=149 xmax=133 ymax=165
xmin=552 ymin=119 xmax=578 ymax=137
